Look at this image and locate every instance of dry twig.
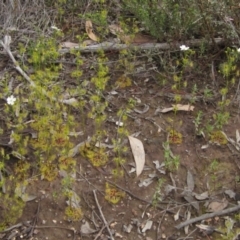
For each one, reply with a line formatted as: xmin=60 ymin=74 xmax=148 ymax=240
xmin=93 ymin=190 xmax=115 ymax=240
xmin=175 ymin=204 xmax=240 ymax=229
xmin=59 ymin=38 xmax=224 ymax=53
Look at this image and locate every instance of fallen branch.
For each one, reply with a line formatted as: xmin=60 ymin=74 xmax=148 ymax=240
xmin=175 ymin=204 xmax=240 ymax=230
xmin=0 ymin=35 xmax=77 ymax=106
xmin=59 ymin=38 xmax=224 ymax=54
xmin=93 ymin=190 xmax=114 ymax=240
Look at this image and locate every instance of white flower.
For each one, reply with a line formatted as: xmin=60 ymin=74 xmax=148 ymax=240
xmin=180 ymin=45 xmax=190 ymax=51
xmin=51 ymin=26 xmax=61 ymax=31
xmin=7 ymin=95 xmax=16 ymax=105
xmin=237 ymin=48 xmax=240 ymax=53
xmin=116 ymin=121 xmax=124 ymax=127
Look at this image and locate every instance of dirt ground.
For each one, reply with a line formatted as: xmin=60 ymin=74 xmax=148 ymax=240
xmin=1 ymin=45 xmax=240 ymax=240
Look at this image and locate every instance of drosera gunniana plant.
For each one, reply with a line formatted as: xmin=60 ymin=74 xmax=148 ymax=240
xmin=0 ymin=32 xmax=88 ymax=227
xmin=112 ymin=97 xmax=136 ymax=178
xmin=79 ymin=49 xmax=110 ymax=168
xmin=152 ymin=178 xmax=165 ymax=207
xmin=162 ymin=141 xmax=180 ymax=172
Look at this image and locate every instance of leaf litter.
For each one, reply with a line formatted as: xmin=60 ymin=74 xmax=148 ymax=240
xmin=85 ymin=20 xmax=98 ymax=42
xmin=128 ymin=136 xmax=145 ymax=177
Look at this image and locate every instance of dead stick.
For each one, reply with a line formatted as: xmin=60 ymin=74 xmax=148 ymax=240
xmin=59 ymin=38 xmax=224 ymax=54
xmin=175 ymin=205 xmax=240 ymax=229
xmin=93 ymin=219 xmax=113 ymax=240
xmin=93 ymin=190 xmax=114 ymax=240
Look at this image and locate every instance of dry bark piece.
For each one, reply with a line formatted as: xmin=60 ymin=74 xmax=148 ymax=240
xmin=61 ymin=42 xmax=79 ymax=48
xmin=187 ymin=170 xmax=194 ymax=192
xmin=161 ymin=104 xmax=194 ymax=113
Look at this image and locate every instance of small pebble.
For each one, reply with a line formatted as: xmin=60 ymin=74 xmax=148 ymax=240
xmin=162 ymin=233 xmax=166 ymax=239
xmin=52 ymin=220 xmax=57 ymax=224
xmin=146 ymin=237 xmax=153 ymax=240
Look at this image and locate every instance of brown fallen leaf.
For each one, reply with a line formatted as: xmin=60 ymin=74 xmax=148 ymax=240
xmin=208 ymin=198 xmax=228 ymax=212
xmin=109 ymin=24 xmax=157 ymax=44
xmin=161 ymin=104 xmax=194 ymax=113
xmin=85 ymin=20 xmax=98 ymax=42
xmin=132 ymin=33 xmax=157 ymax=44
xmin=109 ymin=24 xmax=131 ymax=43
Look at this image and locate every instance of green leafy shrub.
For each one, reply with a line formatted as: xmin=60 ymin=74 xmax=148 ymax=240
xmin=122 ymin=0 xmax=240 ymax=42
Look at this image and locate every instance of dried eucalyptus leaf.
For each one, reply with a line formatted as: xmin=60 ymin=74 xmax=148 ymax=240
xmin=123 ymin=224 xmax=133 ymax=233
xmin=183 ymin=194 xmax=199 ymax=211
xmin=225 ymin=189 xmax=236 ymax=199
xmin=81 ymin=221 xmax=96 ymax=235
xmin=15 ymin=184 xmax=37 ymax=202
xmin=194 ymin=191 xmax=209 ymax=200
xmin=153 ymin=160 xmax=166 ymax=174
xmin=138 ymin=177 xmax=154 ymax=187
xmin=134 ymin=104 xmax=149 ymax=114
xmin=174 ymin=209 xmax=181 ymax=221
xmin=184 ymin=210 xmax=191 ymax=234
xmin=141 ymin=220 xmax=153 ymax=233
xmin=165 ymin=184 xmax=176 ymax=195
xmin=236 ymin=130 xmax=240 ymax=143
xmin=128 ymin=136 xmax=145 ymax=177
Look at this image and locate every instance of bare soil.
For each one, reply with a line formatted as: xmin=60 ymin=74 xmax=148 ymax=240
xmin=1 ymin=41 xmax=240 ymax=240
